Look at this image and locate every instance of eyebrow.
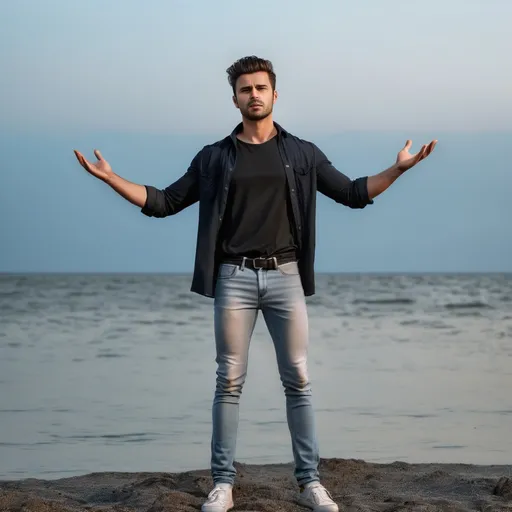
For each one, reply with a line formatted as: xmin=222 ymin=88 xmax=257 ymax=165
xmin=239 ymin=84 xmax=268 ymax=91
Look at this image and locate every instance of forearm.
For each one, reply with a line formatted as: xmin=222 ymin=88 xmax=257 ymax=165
xmin=366 ymin=163 xmax=403 ymax=200
xmin=105 ymin=173 xmax=147 ymax=208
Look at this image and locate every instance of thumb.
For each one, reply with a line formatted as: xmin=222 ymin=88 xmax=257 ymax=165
xmin=402 ymin=140 xmax=412 ymax=151
xmin=94 ymin=149 xmax=104 ymax=161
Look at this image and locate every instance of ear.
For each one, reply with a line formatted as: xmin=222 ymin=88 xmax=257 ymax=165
xmin=232 ymin=95 xmax=239 ymax=110
xmin=273 ymin=89 xmax=278 ymax=104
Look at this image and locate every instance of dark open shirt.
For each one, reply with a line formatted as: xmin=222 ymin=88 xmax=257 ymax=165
xmin=141 ymin=122 xmax=373 ymax=298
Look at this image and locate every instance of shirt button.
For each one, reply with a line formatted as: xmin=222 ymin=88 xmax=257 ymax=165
xmin=219 ymin=216 xmax=223 ymax=221
xmin=224 ymin=186 xmax=228 ymax=190
xmin=291 ymin=188 xmax=295 ymax=192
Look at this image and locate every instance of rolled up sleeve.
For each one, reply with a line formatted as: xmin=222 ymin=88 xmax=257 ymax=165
xmin=314 ymin=145 xmax=373 ymax=209
xmin=140 ymin=152 xmax=201 ymax=218
xmin=141 ymin=185 xmax=160 ymax=217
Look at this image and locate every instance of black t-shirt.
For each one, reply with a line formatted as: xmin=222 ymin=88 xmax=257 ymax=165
xmin=217 ymin=136 xmax=297 ymax=259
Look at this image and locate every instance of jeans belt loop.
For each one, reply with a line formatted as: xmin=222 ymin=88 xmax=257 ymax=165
xmin=272 ymin=256 xmax=278 ymax=270
xmin=240 ymin=256 xmax=247 ymax=271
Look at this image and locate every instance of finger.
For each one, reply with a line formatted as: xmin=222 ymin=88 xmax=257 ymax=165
xmin=94 ymin=149 xmax=104 ymax=161
xmin=76 ymin=152 xmax=93 ymax=171
xmin=73 ymin=150 xmax=86 ymax=167
xmin=424 ymin=140 xmax=437 ymax=157
xmin=403 ymin=139 xmax=413 ymax=152
xmin=414 ymin=145 xmax=427 ymax=164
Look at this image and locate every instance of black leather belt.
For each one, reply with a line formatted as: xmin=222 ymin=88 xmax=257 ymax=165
xmin=222 ymin=253 xmax=297 ymax=270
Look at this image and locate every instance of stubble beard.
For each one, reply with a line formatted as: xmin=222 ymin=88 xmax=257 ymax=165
xmin=242 ymin=102 xmax=273 ymax=121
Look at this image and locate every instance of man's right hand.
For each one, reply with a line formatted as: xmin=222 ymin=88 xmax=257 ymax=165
xmin=73 ymin=148 xmax=148 ymax=208
xmin=74 ymin=149 xmax=114 ymax=183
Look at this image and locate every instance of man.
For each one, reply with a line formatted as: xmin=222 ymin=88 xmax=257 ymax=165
xmin=74 ymin=56 xmax=437 ymax=512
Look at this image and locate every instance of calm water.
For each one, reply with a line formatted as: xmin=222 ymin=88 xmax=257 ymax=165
xmin=1 ymin=273 xmax=511 ymax=480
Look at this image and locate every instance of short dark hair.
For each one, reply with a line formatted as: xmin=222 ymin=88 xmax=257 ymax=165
xmin=226 ymin=56 xmax=276 ymax=94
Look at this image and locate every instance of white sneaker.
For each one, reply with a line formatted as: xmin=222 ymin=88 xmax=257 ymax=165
xmin=298 ymin=482 xmax=339 ymax=511
xmin=201 ymin=483 xmax=234 ymax=512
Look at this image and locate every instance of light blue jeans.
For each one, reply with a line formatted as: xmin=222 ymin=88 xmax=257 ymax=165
xmin=211 ymin=260 xmax=320 ymax=486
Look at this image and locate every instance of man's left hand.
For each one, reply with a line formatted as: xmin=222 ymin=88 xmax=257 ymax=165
xmin=396 ymin=139 xmax=437 ymax=173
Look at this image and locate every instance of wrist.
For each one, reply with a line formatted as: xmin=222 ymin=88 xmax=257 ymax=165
xmin=103 ymin=171 xmax=118 ymax=185
xmin=394 ymin=161 xmax=407 ymax=175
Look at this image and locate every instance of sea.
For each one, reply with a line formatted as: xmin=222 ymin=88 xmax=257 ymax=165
xmin=1 ymin=272 xmax=511 ymax=480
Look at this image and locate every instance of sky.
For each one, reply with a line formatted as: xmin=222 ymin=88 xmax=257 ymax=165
xmin=0 ymin=0 xmax=511 ymax=274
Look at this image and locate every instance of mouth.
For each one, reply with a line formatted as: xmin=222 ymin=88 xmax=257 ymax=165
xmin=249 ymin=103 xmax=263 ymax=109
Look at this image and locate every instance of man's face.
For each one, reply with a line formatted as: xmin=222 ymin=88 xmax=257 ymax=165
xmin=233 ymin=71 xmax=277 ymax=121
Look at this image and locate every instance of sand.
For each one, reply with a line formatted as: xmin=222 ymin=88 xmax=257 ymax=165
xmin=1 ymin=458 xmax=511 ymax=511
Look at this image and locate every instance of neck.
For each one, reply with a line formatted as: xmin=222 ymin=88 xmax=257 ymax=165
xmin=238 ymin=115 xmax=276 ymax=144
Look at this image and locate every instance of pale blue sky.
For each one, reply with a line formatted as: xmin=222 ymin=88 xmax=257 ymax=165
xmin=1 ymin=0 xmax=511 ymax=274
xmin=2 ymin=0 xmax=511 ymax=133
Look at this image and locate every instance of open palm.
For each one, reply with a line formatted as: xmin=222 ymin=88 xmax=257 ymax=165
xmin=74 ymin=149 xmax=113 ymax=182
xmin=396 ymin=140 xmax=437 ymax=172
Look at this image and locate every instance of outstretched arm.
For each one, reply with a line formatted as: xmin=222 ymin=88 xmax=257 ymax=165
xmin=74 ymin=149 xmax=148 ymax=207
xmin=141 ymin=159 xmax=199 ymax=218
xmin=73 ymin=149 xmax=200 ymax=217
xmin=315 ymin=146 xmax=373 ymax=208
xmin=366 ymin=139 xmax=437 ymax=199
xmin=314 ymin=139 xmax=437 ymax=206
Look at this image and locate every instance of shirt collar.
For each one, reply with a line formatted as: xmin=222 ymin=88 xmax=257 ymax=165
xmin=229 ymin=121 xmax=288 ymax=145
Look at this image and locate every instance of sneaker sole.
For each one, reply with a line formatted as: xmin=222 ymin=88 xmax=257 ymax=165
xmin=201 ymin=499 xmax=234 ymax=512
xmin=297 ymin=497 xmax=339 ymax=512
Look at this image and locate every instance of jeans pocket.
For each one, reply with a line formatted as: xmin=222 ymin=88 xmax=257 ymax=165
xmin=217 ymin=263 xmax=239 ymax=279
xmin=277 ymin=261 xmax=300 ymax=276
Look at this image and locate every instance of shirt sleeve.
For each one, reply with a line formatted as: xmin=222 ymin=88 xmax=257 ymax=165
xmin=141 ymin=151 xmax=201 ymax=218
xmin=313 ymin=144 xmax=373 ymax=209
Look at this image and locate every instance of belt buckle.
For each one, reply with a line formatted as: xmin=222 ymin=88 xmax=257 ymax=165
xmin=252 ymin=257 xmax=266 ymax=269
xmin=252 ymin=256 xmax=278 ymax=270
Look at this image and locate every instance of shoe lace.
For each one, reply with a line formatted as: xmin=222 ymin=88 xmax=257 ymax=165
xmin=310 ymin=484 xmax=334 ymax=504
xmin=207 ymin=487 xmax=229 ymax=504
